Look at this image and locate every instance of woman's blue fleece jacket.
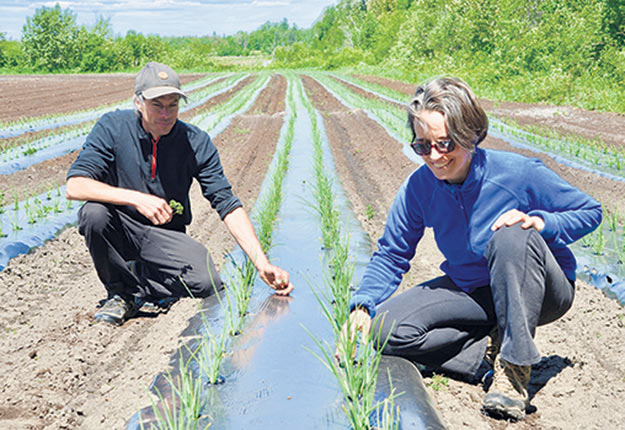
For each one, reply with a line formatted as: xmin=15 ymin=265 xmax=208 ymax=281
xmin=350 ymin=147 xmax=602 ymax=317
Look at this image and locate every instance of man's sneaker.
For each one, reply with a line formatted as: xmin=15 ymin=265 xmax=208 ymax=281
xmin=482 ymin=358 xmax=531 ymax=420
xmin=94 ymin=295 xmax=137 ymax=326
xmin=139 ymin=296 xmax=179 ymax=312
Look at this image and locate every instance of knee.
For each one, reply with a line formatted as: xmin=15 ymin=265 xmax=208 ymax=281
xmin=185 ymin=269 xmax=224 ymax=298
xmin=485 ymin=223 xmax=537 ymax=260
xmin=372 ymin=312 xmax=426 ymax=352
xmin=78 ymin=202 xmax=114 ymax=236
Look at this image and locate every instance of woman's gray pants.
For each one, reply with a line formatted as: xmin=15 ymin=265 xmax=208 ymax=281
xmin=78 ymin=202 xmax=223 ymax=303
xmin=374 ymin=223 xmax=575 ymax=378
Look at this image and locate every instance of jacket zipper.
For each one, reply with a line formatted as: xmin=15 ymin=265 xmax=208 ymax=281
xmin=151 ymin=136 xmax=160 ymax=179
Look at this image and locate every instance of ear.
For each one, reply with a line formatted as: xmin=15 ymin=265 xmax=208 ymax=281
xmin=133 ymin=95 xmax=144 ymax=113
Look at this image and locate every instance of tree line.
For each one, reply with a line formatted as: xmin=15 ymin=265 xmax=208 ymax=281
xmin=1 ymin=1 xmax=624 ymax=111
xmin=0 ymin=4 xmax=307 ymax=73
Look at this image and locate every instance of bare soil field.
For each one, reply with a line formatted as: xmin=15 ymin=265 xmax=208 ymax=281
xmin=1 ymin=72 xmax=624 ymax=430
xmin=0 ymin=73 xmax=208 ymax=124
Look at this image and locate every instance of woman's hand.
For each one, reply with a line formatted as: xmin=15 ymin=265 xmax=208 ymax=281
xmin=491 ymin=209 xmax=545 ymax=232
xmin=335 ymin=307 xmax=371 ymax=362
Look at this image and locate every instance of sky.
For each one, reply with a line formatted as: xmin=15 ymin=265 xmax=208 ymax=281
xmin=0 ymin=0 xmax=338 ymax=40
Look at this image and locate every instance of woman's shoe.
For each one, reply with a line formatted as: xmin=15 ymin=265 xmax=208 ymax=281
xmin=482 ymin=358 xmax=530 ymax=420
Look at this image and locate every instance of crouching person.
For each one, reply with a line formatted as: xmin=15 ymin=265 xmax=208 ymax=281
xmin=66 ymin=62 xmax=293 ymax=326
xmin=343 ymin=77 xmax=601 ymax=420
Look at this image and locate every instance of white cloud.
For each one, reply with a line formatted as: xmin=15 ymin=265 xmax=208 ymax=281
xmin=252 ymin=1 xmax=290 ymax=6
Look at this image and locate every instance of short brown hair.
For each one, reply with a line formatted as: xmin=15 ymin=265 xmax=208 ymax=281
xmin=408 ymin=77 xmax=488 ymax=152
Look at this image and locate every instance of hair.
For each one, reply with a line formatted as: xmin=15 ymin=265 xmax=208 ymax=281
xmin=133 ymin=93 xmax=145 ymax=118
xmin=407 ymin=77 xmax=488 ymax=152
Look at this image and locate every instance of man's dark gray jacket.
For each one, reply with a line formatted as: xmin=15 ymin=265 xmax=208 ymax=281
xmin=67 ymin=109 xmax=241 ymax=232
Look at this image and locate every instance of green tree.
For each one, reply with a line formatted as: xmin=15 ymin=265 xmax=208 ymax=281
xmin=22 ymin=4 xmax=81 ymax=71
xmin=0 ymin=33 xmax=5 ymax=67
xmin=602 ymin=0 xmax=625 ymax=46
xmin=0 ymin=39 xmax=24 ymax=70
xmin=117 ymin=31 xmax=170 ymax=68
xmin=311 ymin=6 xmax=345 ymax=51
xmin=77 ymin=16 xmax=118 ymax=72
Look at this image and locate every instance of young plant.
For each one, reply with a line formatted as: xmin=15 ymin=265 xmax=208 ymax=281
xmin=427 ymin=373 xmax=449 ymax=392
xmin=169 ymin=200 xmax=184 ymax=215
xmin=193 ymin=321 xmax=229 ymax=385
xmin=227 ymin=257 xmax=256 ymax=322
xmin=592 ymin=218 xmax=606 ymax=256
xmin=9 ymin=210 xmax=21 ymax=232
xmin=140 ymin=351 xmax=209 ymax=430
xmin=12 ymin=190 xmax=19 ymax=212
xmin=306 ymin=303 xmax=398 ymax=430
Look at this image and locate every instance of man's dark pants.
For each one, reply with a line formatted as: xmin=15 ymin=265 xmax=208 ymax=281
xmin=374 ymin=223 xmax=575 ymax=378
xmin=78 ymin=202 xmax=223 ymax=303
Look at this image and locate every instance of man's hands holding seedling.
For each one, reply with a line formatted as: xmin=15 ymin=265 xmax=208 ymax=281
xmin=169 ymin=199 xmax=184 ymax=215
xmin=256 ymin=260 xmax=294 ymax=296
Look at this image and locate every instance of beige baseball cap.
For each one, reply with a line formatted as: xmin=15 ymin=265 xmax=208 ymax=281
xmin=134 ymin=62 xmax=187 ymax=101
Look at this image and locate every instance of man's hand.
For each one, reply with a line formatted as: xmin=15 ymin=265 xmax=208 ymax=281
xmin=335 ymin=307 xmax=371 ymax=362
xmin=133 ymin=193 xmax=173 ymax=225
xmin=256 ymin=261 xmax=294 ymax=296
xmin=66 ymin=176 xmax=173 ymax=226
xmin=491 ymin=209 xmax=545 ymax=232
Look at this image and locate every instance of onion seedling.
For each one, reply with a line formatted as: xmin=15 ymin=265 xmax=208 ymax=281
xmin=169 ymin=200 xmax=184 ymax=215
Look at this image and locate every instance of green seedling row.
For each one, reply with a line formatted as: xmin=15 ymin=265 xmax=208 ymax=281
xmin=1 ymin=183 xmax=75 ymax=236
xmin=0 ymin=121 xmax=93 ymax=159
xmin=579 ymin=204 xmax=625 ymax=265
xmin=333 ymin=73 xmax=411 ymax=105
xmin=297 ymin=74 xmax=400 ymax=429
xmin=190 ymin=73 xmax=271 ymax=131
xmin=140 ymin=350 xmax=209 ymax=430
xmin=142 ymin=74 xmax=296 ymax=430
xmin=183 ymin=73 xmax=247 ymax=109
xmin=491 ymin=118 xmax=625 ymax=178
xmin=310 ymin=73 xmax=412 ymax=144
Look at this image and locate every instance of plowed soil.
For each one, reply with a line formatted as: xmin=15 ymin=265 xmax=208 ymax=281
xmin=0 ymin=73 xmax=208 ymax=123
xmin=1 ymin=72 xmax=624 ymax=430
xmin=0 ymin=73 xmax=285 ymax=430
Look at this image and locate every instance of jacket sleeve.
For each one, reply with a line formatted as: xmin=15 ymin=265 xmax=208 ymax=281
xmin=66 ymin=115 xmax=116 ymax=182
xmin=195 ymin=133 xmax=242 ymax=220
xmin=526 ymin=159 xmax=602 ymax=247
xmin=349 ymin=177 xmax=425 ymax=317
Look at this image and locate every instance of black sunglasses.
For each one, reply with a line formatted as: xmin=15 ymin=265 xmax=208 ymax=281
xmin=410 ymin=138 xmax=456 ymax=156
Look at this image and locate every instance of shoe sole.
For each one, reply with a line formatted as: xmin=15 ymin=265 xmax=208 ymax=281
xmin=94 ymin=314 xmax=125 ymax=326
xmin=482 ymin=393 xmax=526 ymax=420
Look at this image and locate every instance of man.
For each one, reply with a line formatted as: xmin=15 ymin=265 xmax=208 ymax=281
xmin=66 ymin=62 xmax=293 ymax=326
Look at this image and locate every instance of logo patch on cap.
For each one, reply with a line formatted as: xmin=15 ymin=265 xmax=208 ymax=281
xmin=158 ymin=71 xmax=168 ymax=80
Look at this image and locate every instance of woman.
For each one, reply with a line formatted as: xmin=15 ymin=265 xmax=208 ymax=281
xmin=346 ymin=77 xmax=601 ymax=420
